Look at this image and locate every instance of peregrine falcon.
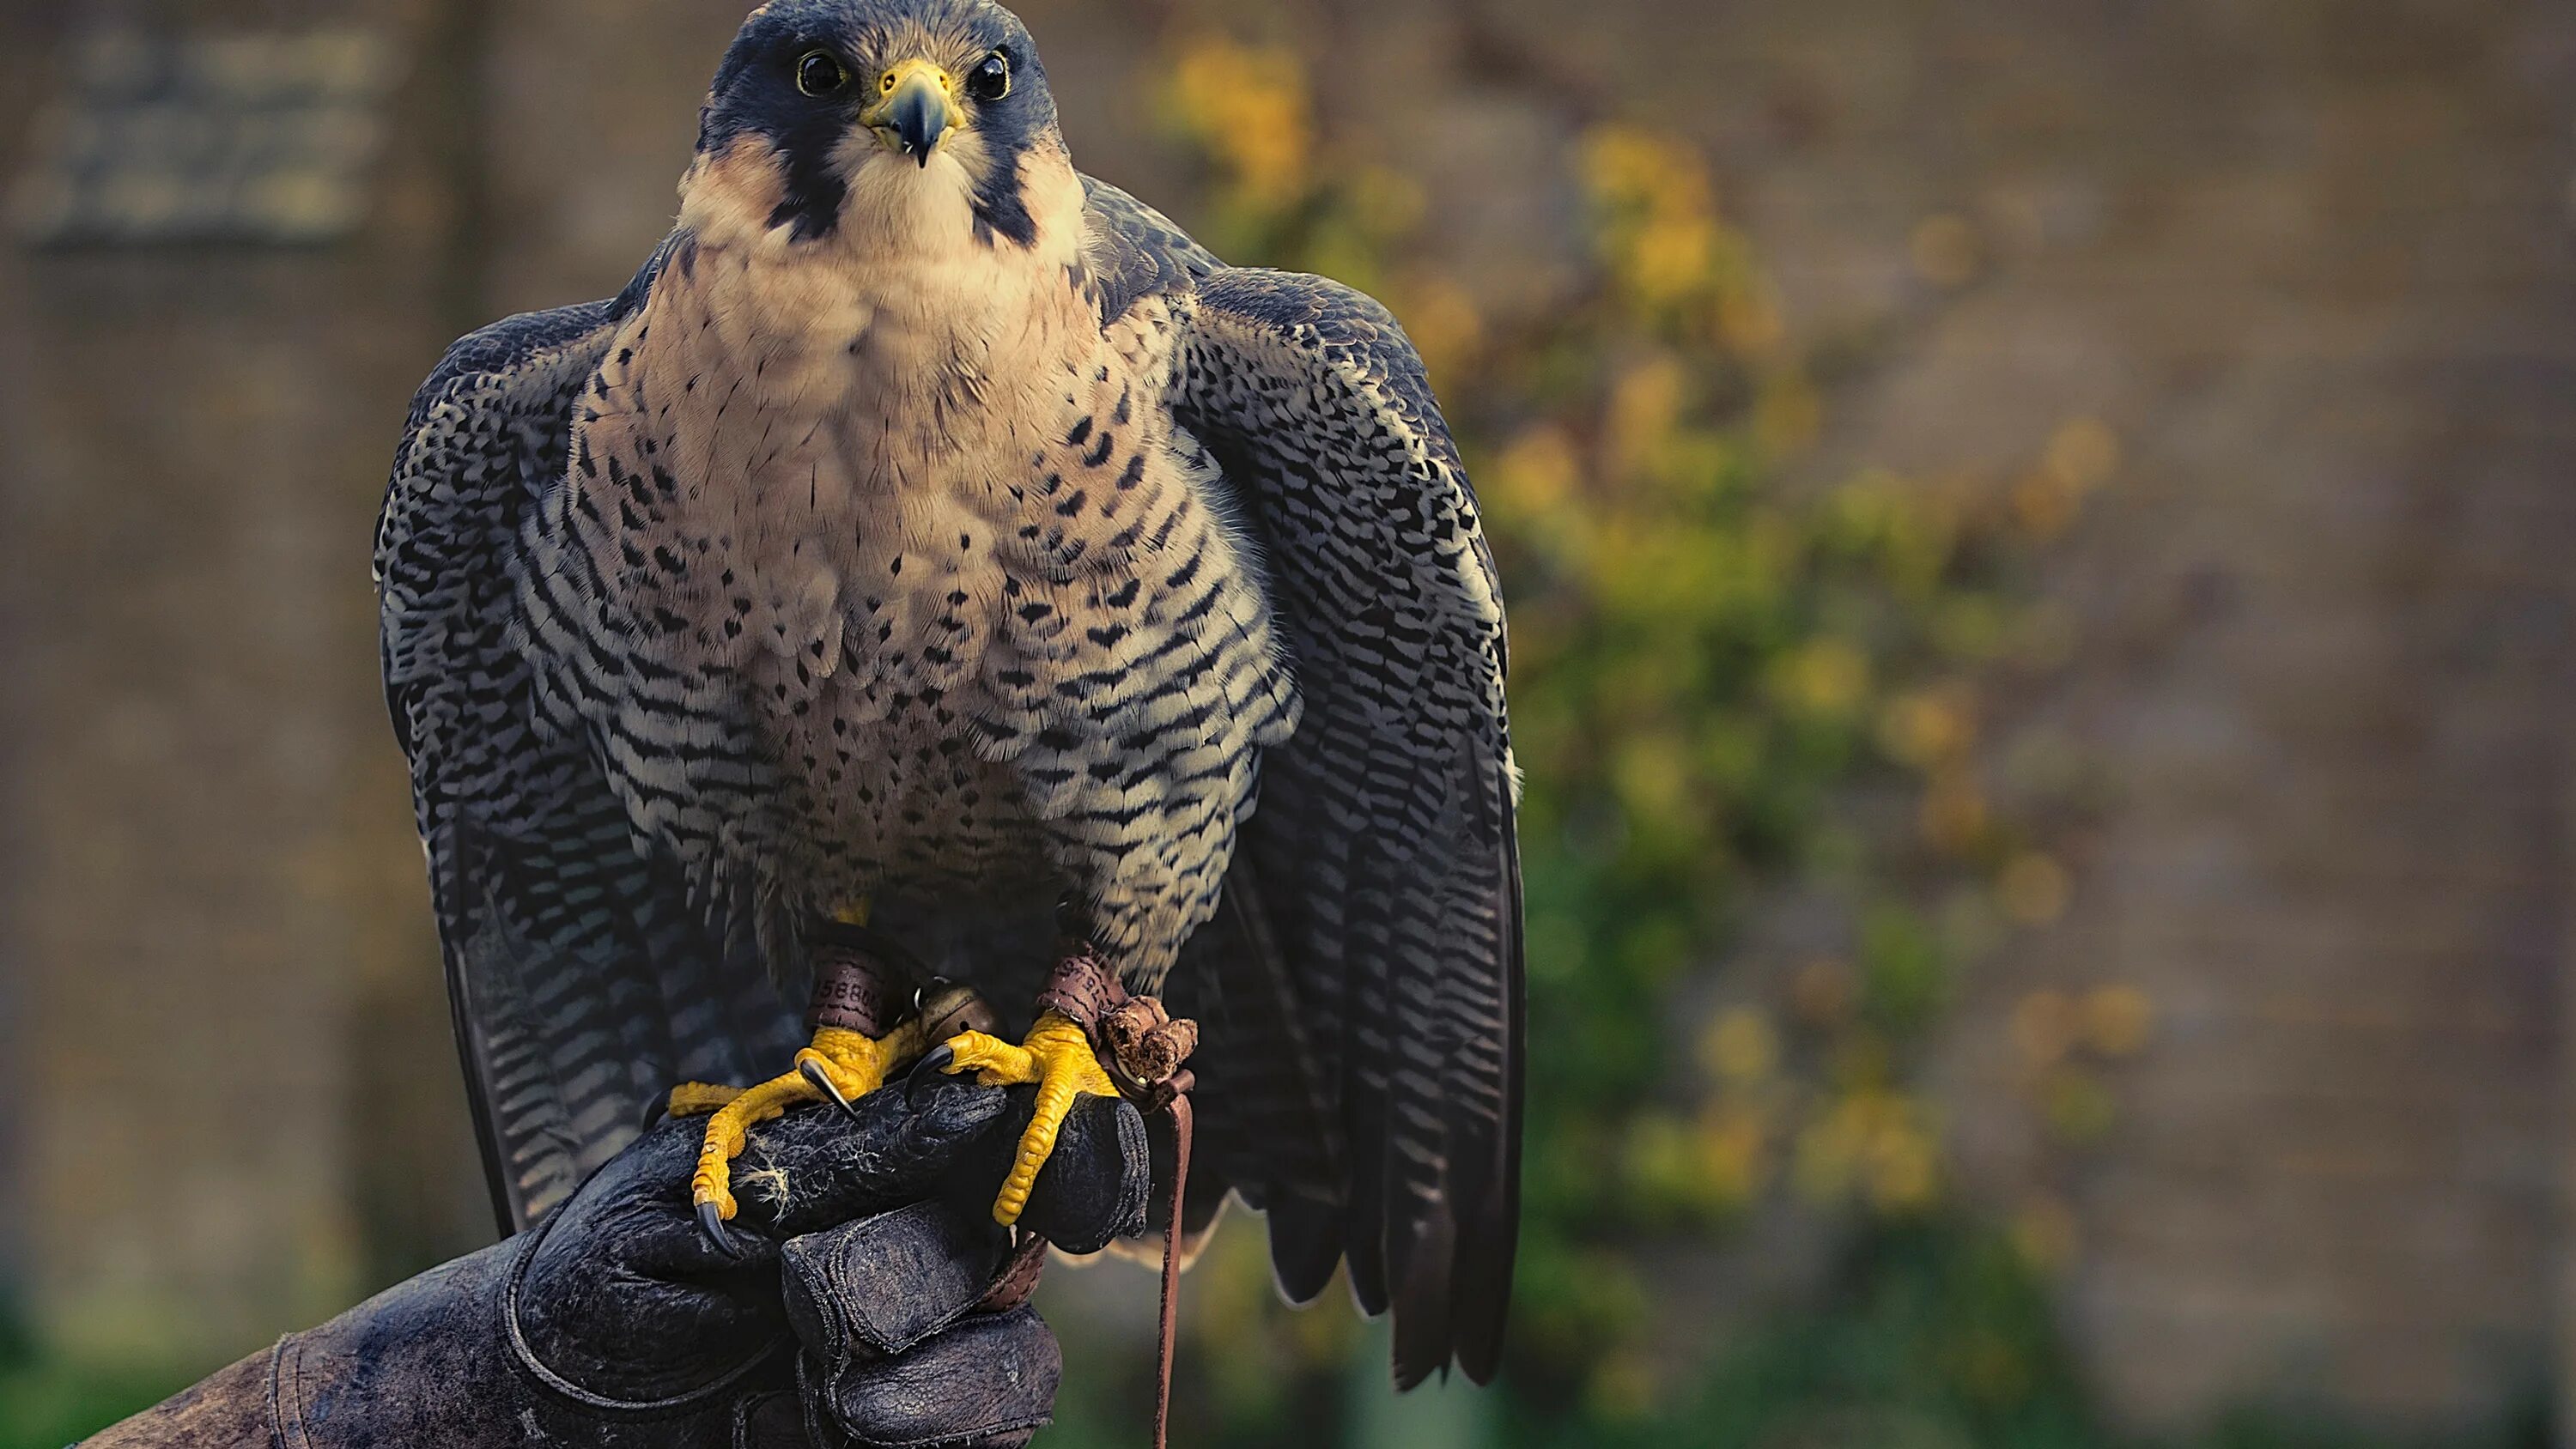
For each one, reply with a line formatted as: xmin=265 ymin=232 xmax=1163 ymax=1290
xmin=378 ymin=0 xmax=1520 ymax=1385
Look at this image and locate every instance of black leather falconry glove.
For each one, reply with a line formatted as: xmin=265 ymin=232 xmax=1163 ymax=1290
xmin=80 ymin=1081 xmax=1148 ymax=1449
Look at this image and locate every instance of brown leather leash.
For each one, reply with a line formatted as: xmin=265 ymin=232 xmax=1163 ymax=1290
xmin=1098 ymin=996 xmax=1198 ymax=1449
xmin=1150 ymin=1088 xmax=1193 ymax=1449
xmin=978 ymin=1081 xmax=1191 ymax=1449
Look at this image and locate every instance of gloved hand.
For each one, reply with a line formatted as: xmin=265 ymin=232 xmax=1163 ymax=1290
xmin=80 ymin=1080 xmax=1150 ymax=1449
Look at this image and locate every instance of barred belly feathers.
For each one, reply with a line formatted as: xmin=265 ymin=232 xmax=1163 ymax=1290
xmin=522 ymin=118 xmax=1294 ymax=985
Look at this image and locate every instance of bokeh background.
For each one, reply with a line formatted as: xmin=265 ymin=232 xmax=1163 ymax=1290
xmin=2 ymin=0 xmax=2572 ymax=1444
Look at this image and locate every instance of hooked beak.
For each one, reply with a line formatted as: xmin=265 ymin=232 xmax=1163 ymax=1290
xmin=863 ymin=59 xmax=962 ymax=167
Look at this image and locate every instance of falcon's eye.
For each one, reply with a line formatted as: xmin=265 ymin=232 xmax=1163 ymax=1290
xmin=795 ymin=51 xmax=849 ymax=97
xmin=966 ymin=52 xmax=1011 ymax=102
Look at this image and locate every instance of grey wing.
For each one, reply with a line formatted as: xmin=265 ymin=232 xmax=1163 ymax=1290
xmin=1172 ymin=267 xmax=1523 ymax=1389
xmin=1080 ymin=173 xmax=1220 ymax=323
xmin=377 ymin=270 xmax=799 ymax=1232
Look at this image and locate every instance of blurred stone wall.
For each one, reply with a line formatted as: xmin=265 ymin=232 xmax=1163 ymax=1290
xmin=2 ymin=0 xmax=2572 ymax=1436
xmin=0 ymin=0 xmax=486 ymax=1366
xmin=1782 ymin=0 xmax=2576 ymax=1432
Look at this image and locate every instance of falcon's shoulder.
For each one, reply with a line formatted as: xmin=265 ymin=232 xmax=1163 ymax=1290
xmin=378 ymin=234 xmax=674 ymax=609
xmin=1162 ymin=259 xmax=1523 ymax=1388
xmin=1079 ymin=173 xmax=1220 ymax=325
xmin=378 ymin=299 xmax=616 ymax=789
xmin=377 ymin=233 xmax=687 ymax=797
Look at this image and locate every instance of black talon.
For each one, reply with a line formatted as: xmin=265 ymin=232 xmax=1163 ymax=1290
xmin=908 ymin=1043 xmax=958 ymax=1094
xmin=799 ymin=1057 xmax=860 ymax=1116
xmin=697 ymin=1200 xmax=745 ymax=1259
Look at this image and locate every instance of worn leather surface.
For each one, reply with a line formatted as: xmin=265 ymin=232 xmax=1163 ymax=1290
xmin=516 ymin=1081 xmax=1011 ymax=1401
xmin=785 ymin=1202 xmax=1013 ymax=1360
xmin=79 ymin=1080 xmax=1150 ymax=1449
xmin=280 ymin=1242 xmax=775 ymax=1447
xmin=808 ymin=1309 xmax=1060 ymax=1449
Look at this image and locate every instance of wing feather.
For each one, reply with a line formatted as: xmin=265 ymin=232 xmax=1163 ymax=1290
xmin=1166 ymin=264 xmax=1523 ymax=1387
xmin=377 ymin=267 xmax=798 ymax=1231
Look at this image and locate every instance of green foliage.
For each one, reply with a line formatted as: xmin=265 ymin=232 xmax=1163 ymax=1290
xmin=0 ymin=1303 xmax=191 ymax=1449
xmin=0 ymin=1261 xmax=197 ymax=1446
xmin=1515 ymin=1221 xmax=2547 ymax=1449
xmin=1520 ymin=1220 xmax=2094 ymax=1449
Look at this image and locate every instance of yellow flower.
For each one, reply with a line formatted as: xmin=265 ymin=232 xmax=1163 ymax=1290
xmin=2012 ymin=1193 xmax=2081 ymax=1272
xmin=1490 ymin=423 xmax=1583 ymax=522
xmin=1346 ymin=163 xmax=1427 ymax=241
xmin=1390 ymin=273 xmax=1484 ymax=385
xmin=1582 ymin=125 xmax=1699 ymax=211
xmin=1584 ymin=124 xmax=1740 ymax=320
xmin=1165 ymin=39 xmax=1312 ymax=213
xmin=1999 ymin=853 xmax=2070 ymax=925
xmin=1625 ymin=214 xmax=1716 ymax=306
xmin=1868 ymin=1125 xmax=1941 ymax=1212
xmin=1613 ymin=731 xmax=1693 ymax=834
xmin=1774 ymin=637 xmax=1870 ymax=718
xmin=1588 ymin=1349 xmax=1660 ymax=1422
xmin=2002 ymin=419 xmax=2115 ymax=541
xmin=1752 ymin=370 xmax=1822 ymax=454
xmin=1877 ymin=684 xmax=1978 ymax=769
xmin=2040 ymin=1065 xmax=2117 ymax=1141
xmin=1698 ymin=1104 xmax=1772 ymax=1205
xmin=2044 ymin=416 xmax=2121 ymax=491
xmin=1625 ymin=1113 xmax=1693 ymax=1197
xmin=1605 ymin=355 xmax=1686 ymax=480
xmin=1795 ymin=1090 xmax=1945 ymax=1211
xmin=1699 ymin=1006 xmax=1779 ymax=1084
xmin=2082 ymin=985 xmax=2155 ymax=1057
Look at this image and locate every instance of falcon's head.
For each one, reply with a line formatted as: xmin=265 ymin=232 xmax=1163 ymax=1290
xmin=686 ymin=0 xmax=1069 ymax=252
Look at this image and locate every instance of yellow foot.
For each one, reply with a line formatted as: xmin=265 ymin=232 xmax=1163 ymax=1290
xmin=933 ymin=1011 xmax=1119 ymax=1226
xmin=668 ymin=1025 xmax=912 ymax=1247
xmin=665 ymin=1082 xmax=747 ymax=1118
xmin=794 ymin=1023 xmax=922 ymax=1113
